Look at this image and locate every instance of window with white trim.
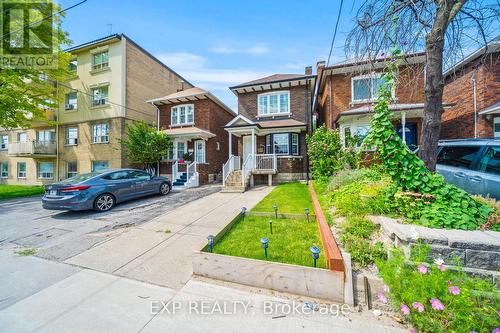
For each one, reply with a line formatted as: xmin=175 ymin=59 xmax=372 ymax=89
xmin=66 ymin=127 xmax=78 ymax=145
xmin=171 ymin=105 xmax=194 ymax=126
xmin=0 ymin=162 xmax=8 ymax=178
xmin=67 ymin=161 xmax=78 ymax=178
xmin=65 ymin=91 xmax=77 ymax=110
xmin=264 ymin=133 xmax=300 ymax=156
xmin=37 ymin=130 xmax=55 ymax=143
xmin=92 ymin=160 xmax=109 ymax=172
xmin=351 ymin=74 xmax=392 ymax=102
xmin=38 ymin=162 xmax=54 ymax=179
xmin=91 ymin=86 xmax=109 ymax=106
xmin=17 ymin=162 xmax=26 ymax=178
xmin=194 ymin=140 xmax=206 ymax=163
xmin=494 ymin=117 xmax=500 ymax=138
xmin=92 ymin=123 xmax=109 ymax=143
xmin=18 ymin=132 xmax=27 ymax=142
xmin=258 ymin=91 xmax=290 ymax=115
xmin=341 ymin=124 xmax=370 ymax=147
xmin=0 ymin=135 xmax=8 ymax=149
xmin=92 ymin=51 xmax=109 ymax=70
xmin=167 ymin=141 xmax=187 ymax=160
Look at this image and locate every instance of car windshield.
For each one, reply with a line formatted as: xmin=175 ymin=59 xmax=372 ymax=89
xmin=60 ymin=172 xmax=102 ymax=183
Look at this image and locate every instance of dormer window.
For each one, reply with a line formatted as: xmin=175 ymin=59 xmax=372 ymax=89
xmin=352 ymin=74 xmax=393 ymax=103
xmin=171 ymin=104 xmax=194 ymax=126
xmin=258 ymin=91 xmax=290 ymax=116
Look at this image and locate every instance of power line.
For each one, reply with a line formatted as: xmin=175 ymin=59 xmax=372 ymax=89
xmin=2 ymin=0 xmax=88 ymax=39
xmin=326 ymin=0 xmax=344 ymax=67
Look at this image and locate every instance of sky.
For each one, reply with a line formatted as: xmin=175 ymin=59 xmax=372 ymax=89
xmin=59 ymin=0 xmax=352 ymax=111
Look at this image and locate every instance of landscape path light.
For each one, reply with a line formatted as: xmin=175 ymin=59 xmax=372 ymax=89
xmin=273 ymin=204 xmax=278 ymax=218
xmin=207 ymin=235 xmax=214 ymax=253
xmin=269 ymin=219 xmax=273 ymax=234
xmin=260 ymin=237 xmax=269 ymax=258
xmin=241 ymin=207 xmax=247 ymax=221
xmin=305 ymin=208 xmax=310 ymax=223
xmin=310 ymin=246 xmax=320 ymax=267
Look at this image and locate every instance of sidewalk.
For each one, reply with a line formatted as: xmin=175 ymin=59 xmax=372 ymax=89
xmin=65 ymin=186 xmax=274 ymax=290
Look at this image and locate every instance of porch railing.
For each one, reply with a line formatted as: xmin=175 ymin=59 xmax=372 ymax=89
xmin=8 ymin=140 xmax=56 ymax=156
xmin=172 ymin=160 xmax=179 ymax=182
xmin=222 ymin=155 xmax=240 ymax=186
xmin=185 ymin=161 xmax=199 ymax=188
xmin=254 ymin=154 xmax=277 ymax=171
xmin=241 ymin=154 xmax=254 ymax=187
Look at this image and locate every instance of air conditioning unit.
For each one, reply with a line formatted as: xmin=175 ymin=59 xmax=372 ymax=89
xmin=92 ymin=99 xmax=107 ymax=106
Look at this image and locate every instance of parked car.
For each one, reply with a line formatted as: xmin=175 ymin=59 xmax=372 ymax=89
xmin=436 ymin=139 xmax=500 ymax=199
xmin=42 ymin=169 xmax=172 ymax=212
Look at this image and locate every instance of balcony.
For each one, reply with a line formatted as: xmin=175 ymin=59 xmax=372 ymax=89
xmin=8 ymin=141 xmax=56 ymax=157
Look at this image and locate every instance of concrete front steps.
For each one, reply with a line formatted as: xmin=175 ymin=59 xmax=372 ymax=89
xmin=222 ymin=170 xmax=246 ymax=193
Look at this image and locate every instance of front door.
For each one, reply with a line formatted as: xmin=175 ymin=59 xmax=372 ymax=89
xmin=397 ymin=123 xmax=418 ymax=151
xmin=242 ymin=135 xmax=254 ymax=164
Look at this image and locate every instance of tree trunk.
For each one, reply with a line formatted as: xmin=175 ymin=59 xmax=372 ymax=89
xmin=419 ymin=33 xmax=445 ymax=172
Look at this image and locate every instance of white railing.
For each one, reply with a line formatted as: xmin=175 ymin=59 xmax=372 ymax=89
xmin=241 ymin=154 xmax=254 ymax=187
xmin=8 ymin=141 xmax=56 ymax=155
xmin=185 ymin=161 xmax=199 ymax=188
xmin=255 ymin=154 xmax=277 ymax=171
xmin=222 ymin=155 xmax=241 ymax=186
xmin=171 ymin=160 xmax=179 ymax=182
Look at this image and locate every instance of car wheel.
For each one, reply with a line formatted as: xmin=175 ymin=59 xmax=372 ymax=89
xmin=94 ymin=193 xmax=115 ymax=212
xmin=159 ymin=182 xmax=171 ymax=195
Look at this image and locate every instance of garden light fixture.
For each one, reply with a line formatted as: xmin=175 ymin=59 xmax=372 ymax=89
xmin=260 ymin=237 xmax=269 ymax=258
xmin=310 ymin=246 xmax=320 ymax=267
xmin=305 ymin=208 xmax=310 ymax=223
xmin=273 ymin=204 xmax=278 ymax=218
xmin=207 ymin=235 xmax=214 ymax=253
xmin=241 ymin=207 xmax=247 ymax=221
xmin=269 ymin=219 xmax=273 ymax=234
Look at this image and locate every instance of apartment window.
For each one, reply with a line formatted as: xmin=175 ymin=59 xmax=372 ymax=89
xmin=65 ymin=92 xmax=78 ymax=110
xmin=92 ymin=123 xmax=109 ymax=143
xmin=0 ymin=135 xmax=8 ymax=149
xmin=92 ymin=51 xmax=109 ymax=70
xmin=38 ymin=162 xmax=54 ymax=179
xmin=352 ymin=74 xmax=392 ymax=102
xmin=91 ymin=86 xmax=109 ymax=106
xmin=68 ymin=59 xmax=77 ymax=72
xmin=66 ymin=127 xmax=78 ymax=145
xmin=258 ymin=91 xmax=290 ymax=116
xmin=37 ymin=130 xmax=55 ymax=143
xmin=17 ymin=162 xmax=26 ymax=178
xmin=171 ymin=105 xmax=194 ymax=126
xmin=264 ymin=133 xmax=300 ymax=156
xmin=92 ymin=161 xmax=109 ymax=172
xmin=0 ymin=162 xmax=8 ymax=178
xmin=67 ymin=161 xmax=78 ymax=178
xmin=18 ymin=132 xmax=27 ymax=142
xmin=194 ymin=140 xmax=206 ymax=163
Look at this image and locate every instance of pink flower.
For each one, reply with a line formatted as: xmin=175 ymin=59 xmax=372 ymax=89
xmin=382 ymin=284 xmax=390 ymax=293
xmin=377 ymin=292 xmax=388 ymax=304
xmin=430 ymin=298 xmax=445 ymax=311
xmin=448 ymin=286 xmax=460 ymax=295
xmin=417 ymin=264 xmax=428 ymax=274
xmin=412 ymin=302 xmax=425 ymax=313
xmin=409 ymin=329 xmax=416 ymax=333
xmin=400 ymin=304 xmax=410 ymax=315
xmin=493 ymin=329 xmax=500 ymax=333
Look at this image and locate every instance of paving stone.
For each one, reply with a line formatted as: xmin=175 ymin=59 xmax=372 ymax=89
xmin=465 ymin=249 xmax=500 ymax=270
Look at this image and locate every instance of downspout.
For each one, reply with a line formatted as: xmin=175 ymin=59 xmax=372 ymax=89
xmin=305 ymin=79 xmax=310 ymax=184
xmin=471 ymin=72 xmax=477 ymax=138
xmin=56 ymin=80 xmax=60 ymax=181
xmin=150 ymin=101 xmax=161 ymax=176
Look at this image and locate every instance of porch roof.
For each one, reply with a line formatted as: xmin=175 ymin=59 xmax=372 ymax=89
xmin=336 ymin=103 xmax=454 ymax=122
xmin=479 ymin=102 xmax=500 ymax=115
xmin=224 ymin=116 xmax=306 ymax=136
xmin=162 ymin=126 xmax=216 ymax=140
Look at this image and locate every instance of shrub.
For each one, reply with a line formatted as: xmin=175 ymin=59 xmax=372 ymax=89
xmin=377 ymin=245 xmax=499 ymax=333
xmin=306 ymin=125 xmax=358 ymax=180
xmin=328 ymin=168 xmax=383 ymax=191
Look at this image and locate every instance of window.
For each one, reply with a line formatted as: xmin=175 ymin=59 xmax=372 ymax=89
xmin=258 ymin=91 xmax=290 ymax=115
xmin=38 ymin=162 xmax=54 ymax=179
xmin=352 ymin=75 xmax=391 ymax=102
xmin=18 ymin=132 xmax=27 ymax=142
xmin=68 ymin=59 xmax=77 ymax=72
xmin=494 ymin=117 xmax=500 ymax=138
xmin=91 ymin=86 xmax=109 ymax=106
xmin=479 ymin=147 xmax=500 ymax=175
xmin=195 ymin=140 xmax=206 ymax=163
xmin=92 ymin=51 xmax=109 ymax=70
xmin=176 ymin=142 xmax=186 ymax=159
xmin=171 ymin=105 xmax=194 ymax=126
xmin=66 ymin=127 xmax=78 ymax=145
xmin=341 ymin=124 xmax=370 ymax=147
xmin=437 ymin=146 xmax=481 ymax=170
xmin=0 ymin=162 xmax=8 ymax=178
xmin=37 ymin=130 xmax=55 ymax=143
xmin=17 ymin=162 xmax=26 ymax=178
xmin=1 ymin=135 xmax=8 ymax=149
xmin=264 ymin=133 xmax=300 ymax=156
xmin=67 ymin=161 xmax=77 ymax=178
xmin=92 ymin=123 xmax=109 ymax=143
xmin=65 ymin=92 xmax=77 ymax=110
xmin=92 ymin=161 xmax=109 ymax=172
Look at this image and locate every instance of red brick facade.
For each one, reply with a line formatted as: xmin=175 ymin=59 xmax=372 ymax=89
xmin=441 ymin=52 xmax=500 ymax=139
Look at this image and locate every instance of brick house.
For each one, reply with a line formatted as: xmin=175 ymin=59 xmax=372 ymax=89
xmin=315 ymin=53 xmax=427 ymax=151
xmin=441 ymin=38 xmax=500 ymax=139
xmin=148 ymin=87 xmax=236 ymax=187
xmin=222 ymin=69 xmax=316 ymax=191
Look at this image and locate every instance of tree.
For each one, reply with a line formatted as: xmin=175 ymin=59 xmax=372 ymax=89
xmin=0 ymin=0 xmax=73 ymax=129
xmin=119 ymin=121 xmax=172 ymax=174
xmin=345 ymin=0 xmax=499 ymax=171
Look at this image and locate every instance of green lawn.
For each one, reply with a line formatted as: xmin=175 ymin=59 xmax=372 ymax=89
xmin=212 ymin=215 xmax=326 ymax=268
xmin=252 ymin=182 xmax=312 ymax=214
xmin=0 ymin=185 xmax=45 ymax=200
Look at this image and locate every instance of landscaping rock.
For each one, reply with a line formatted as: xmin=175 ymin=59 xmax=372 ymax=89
xmin=427 ymin=245 xmax=465 ymax=265
xmin=447 ymin=230 xmax=500 ymax=251
xmin=465 ymin=249 xmax=500 ymax=270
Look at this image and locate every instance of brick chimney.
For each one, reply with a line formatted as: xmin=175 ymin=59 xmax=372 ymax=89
xmin=305 ymin=66 xmax=313 ymax=75
xmin=316 ymin=60 xmax=326 ymax=79
xmin=177 ymin=80 xmax=185 ymax=92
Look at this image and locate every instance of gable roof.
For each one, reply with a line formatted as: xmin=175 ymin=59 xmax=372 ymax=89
xmin=444 ymin=36 xmax=500 ymax=77
xmin=230 ymin=74 xmax=316 ymax=95
xmin=225 ymin=114 xmax=255 ymax=127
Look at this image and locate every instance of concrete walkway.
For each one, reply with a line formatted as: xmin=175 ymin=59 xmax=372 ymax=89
xmin=65 ymin=186 xmax=274 ymax=290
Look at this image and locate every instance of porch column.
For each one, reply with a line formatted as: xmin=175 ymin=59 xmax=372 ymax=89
xmin=401 ymin=111 xmax=406 ymax=144
xmin=251 ymin=128 xmax=256 ymax=169
xmin=228 ymin=132 xmax=232 ymax=157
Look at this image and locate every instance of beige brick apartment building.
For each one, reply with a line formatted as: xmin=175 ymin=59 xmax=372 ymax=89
xmin=0 ymin=34 xmax=191 ymax=185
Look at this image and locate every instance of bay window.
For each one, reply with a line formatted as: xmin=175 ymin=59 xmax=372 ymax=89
xmin=258 ymin=91 xmax=290 ymax=115
xmin=171 ymin=105 xmax=194 ymax=126
xmin=264 ymin=133 xmax=300 ymax=156
xmin=352 ymin=74 xmax=392 ymax=102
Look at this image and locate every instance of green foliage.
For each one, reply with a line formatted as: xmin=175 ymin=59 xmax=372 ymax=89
xmin=363 ymin=52 xmax=493 ymax=230
xmin=252 ymin=182 xmax=312 ymax=214
xmin=0 ymin=0 xmax=73 ymax=129
xmin=0 ymin=185 xmax=45 ymax=200
xmin=306 ymin=125 xmax=358 ymax=180
xmin=119 ymin=121 xmax=172 ymax=169
xmin=377 ymin=245 xmax=499 ymax=333
xmin=15 ymin=248 xmax=37 ymax=256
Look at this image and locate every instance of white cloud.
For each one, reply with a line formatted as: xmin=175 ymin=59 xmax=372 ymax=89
xmin=156 ymin=52 xmax=206 ymax=69
xmin=210 ymin=43 xmax=270 ymax=55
